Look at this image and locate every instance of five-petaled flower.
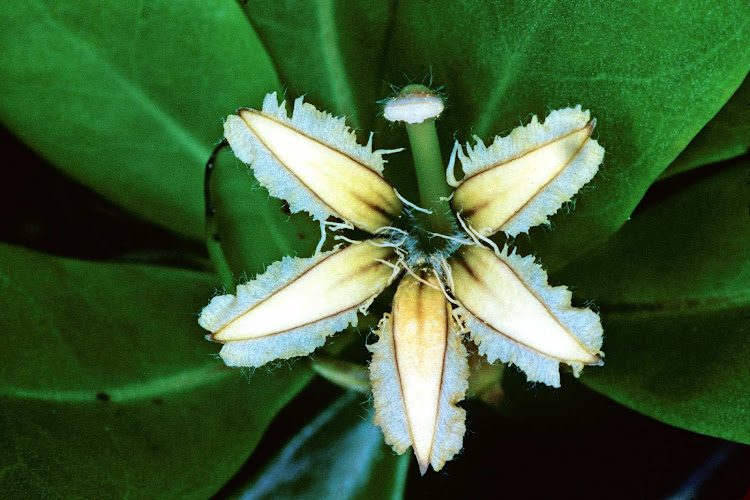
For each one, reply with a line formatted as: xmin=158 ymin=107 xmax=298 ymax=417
xmin=198 ymin=85 xmax=605 ymax=474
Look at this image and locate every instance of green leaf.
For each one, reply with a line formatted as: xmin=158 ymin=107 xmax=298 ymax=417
xmin=0 ymin=245 xmax=313 ymax=498
xmin=4 ymin=2 xmax=749 ymax=270
xmin=243 ymin=1 xmax=750 ymax=269
xmin=227 ymin=392 xmax=409 ymax=500
xmin=0 ymin=0 xmax=280 ymax=240
xmin=660 ymin=74 xmax=750 ymax=180
xmin=210 ymin=147 xmax=319 ymax=279
xmin=556 ymin=161 xmax=750 ymax=444
xmin=238 ymin=1 xmax=397 ymax=131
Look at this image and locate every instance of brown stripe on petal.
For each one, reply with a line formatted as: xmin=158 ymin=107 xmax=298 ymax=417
xmin=494 ymin=123 xmax=592 ymax=226
xmin=368 ymin=274 xmax=468 ymax=472
xmin=210 ymin=241 xmax=398 ymax=342
xmin=453 ymin=109 xmax=603 ymax=237
xmin=458 ymin=126 xmax=591 ymax=223
xmin=450 ymin=245 xmax=601 ymax=365
xmin=237 ymin=110 xmax=402 ymax=233
xmin=460 ymin=122 xmax=593 ymax=184
xmin=451 ymin=255 xmax=574 ymax=361
xmin=391 ymin=275 xmax=449 ymax=473
xmin=237 ymin=110 xmax=346 ymax=222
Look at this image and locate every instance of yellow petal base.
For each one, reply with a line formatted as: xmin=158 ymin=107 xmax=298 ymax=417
xmin=450 ymin=245 xmax=602 ymax=387
xmin=369 ymin=275 xmax=468 ymax=474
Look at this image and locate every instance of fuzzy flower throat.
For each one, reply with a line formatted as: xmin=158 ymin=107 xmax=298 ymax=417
xmin=198 ymin=85 xmax=605 ymax=474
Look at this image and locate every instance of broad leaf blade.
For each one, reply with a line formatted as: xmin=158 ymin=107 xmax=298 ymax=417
xmin=229 ymin=392 xmax=409 ymax=500
xmin=240 ymin=1 xmax=750 ymax=268
xmin=660 ymin=74 xmax=750 ymax=179
xmin=581 ymin=309 xmax=749 ymax=444
xmin=0 ymin=0 xmax=280 ymax=240
xmin=0 ymin=245 xmax=313 ymax=498
xmin=238 ymin=1 xmax=397 ymax=131
xmin=557 ymin=161 xmax=750 ymax=443
xmin=210 ymin=147 xmax=319 ymax=278
xmin=375 ymin=1 xmax=750 ymax=269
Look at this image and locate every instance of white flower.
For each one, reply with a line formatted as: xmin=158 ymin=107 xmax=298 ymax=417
xmin=199 ymin=88 xmax=605 ymax=474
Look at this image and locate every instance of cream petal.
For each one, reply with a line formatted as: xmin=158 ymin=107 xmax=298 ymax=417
xmin=199 ymin=241 xmax=399 ymax=367
xmin=224 ymin=93 xmax=402 ymax=233
xmin=452 ymin=106 xmax=604 ymax=237
xmin=368 ymin=274 xmax=468 ymax=474
xmin=450 ymin=245 xmax=603 ymax=387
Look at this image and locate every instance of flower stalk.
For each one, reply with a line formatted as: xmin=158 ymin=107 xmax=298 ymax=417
xmin=405 ymin=118 xmax=452 ymax=207
xmin=385 ymin=84 xmax=454 ymax=235
xmin=204 ymin=139 xmax=236 ymax=293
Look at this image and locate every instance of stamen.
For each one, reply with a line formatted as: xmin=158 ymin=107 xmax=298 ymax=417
xmin=369 ymin=132 xmax=406 ymax=156
xmin=358 ymin=295 xmax=378 ymax=315
xmin=472 ymin=229 xmax=501 ymax=255
xmin=324 ymin=220 xmax=355 ymax=232
xmin=458 ymin=215 xmax=502 ymax=255
xmin=374 ymin=225 xmax=410 ymax=237
xmin=438 ymin=255 xmax=456 ymax=293
xmin=372 ymin=226 xmax=409 ymax=248
xmin=394 ymin=189 xmax=433 ymax=214
xmin=445 ymin=140 xmax=462 ymax=188
xmin=398 ymin=257 xmax=441 ymax=291
xmin=370 ymin=237 xmax=407 ymax=248
xmin=453 ymin=311 xmax=471 ymax=335
xmin=333 ymin=234 xmax=360 ymax=245
xmin=376 ymin=147 xmax=406 ymax=155
xmin=430 ymin=267 xmax=462 ymax=307
xmin=451 ymin=306 xmax=472 ymax=334
xmin=439 ymin=192 xmax=454 ymax=203
xmin=457 ymin=213 xmax=502 ymax=255
xmin=425 ymin=231 xmax=474 ymax=247
xmin=375 ymin=258 xmax=403 ymax=284
xmin=456 ymin=212 xmax=482 ymax=246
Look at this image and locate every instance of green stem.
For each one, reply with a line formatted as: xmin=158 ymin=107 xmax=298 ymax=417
xmin=404 ymin=118 xmax=454 ymax=235
xmin=205 ymin=220 xmax=236 ymax=293
xmin=204 ymin=140 xmax=236 ymax=293
xmin=405 ymin=119 xmax=452 ymax=208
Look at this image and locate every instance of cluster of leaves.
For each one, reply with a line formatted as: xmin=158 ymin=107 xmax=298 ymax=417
xmin=0 ymin=1 xmax=748 ymax=498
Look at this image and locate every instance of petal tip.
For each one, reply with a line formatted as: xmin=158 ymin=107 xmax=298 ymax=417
xmin=209 ymin=327 xmax=231 ymax=342
xmin=589 ymin=352 xmax=604 ymax=366
xmin=225 ymin=94 xmax=400 ymax=232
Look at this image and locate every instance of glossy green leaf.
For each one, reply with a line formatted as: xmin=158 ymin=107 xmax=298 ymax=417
xmin=660 ymin=74 xmax=750 ymax=179
xmin=0 ymin=244 xmax=313 ymax=498
xmin=3 ymin=1 xmax=748 ymax=271
xmin=228 ymin=392 xmax=409 ymax=500
xmin=210 ymin=147 xmax=319 ymax=279
xmin=557 ymin=161 xmax=750 ymax=443
xmin=238 ymin=1 xmax=396 ymax=132
xmin=243 ymin=1 xmax=750 ymax=270
xmin=0 ymin=0 xmax=280 ymax=240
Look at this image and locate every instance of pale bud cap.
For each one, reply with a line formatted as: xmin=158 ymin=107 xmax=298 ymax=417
xmin=383 ymin=85 xmax=445 ymax=124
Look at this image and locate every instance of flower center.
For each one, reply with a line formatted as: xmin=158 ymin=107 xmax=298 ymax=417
xmin=379 ymin=201 xmax=466 ymax=272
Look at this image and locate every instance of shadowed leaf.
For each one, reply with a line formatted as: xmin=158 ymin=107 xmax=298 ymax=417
xmin=0 ymin=245 xmax=313 ymax=498
xmin=227 ymin=392 xmax=409 ymax=500
xmin=0 ymin=0 xmax=280 ymax=239
xmin=661 ymin=75 xmax=750 ymax=179
xmin=558 ymin=161 xmax=750 ymax=443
